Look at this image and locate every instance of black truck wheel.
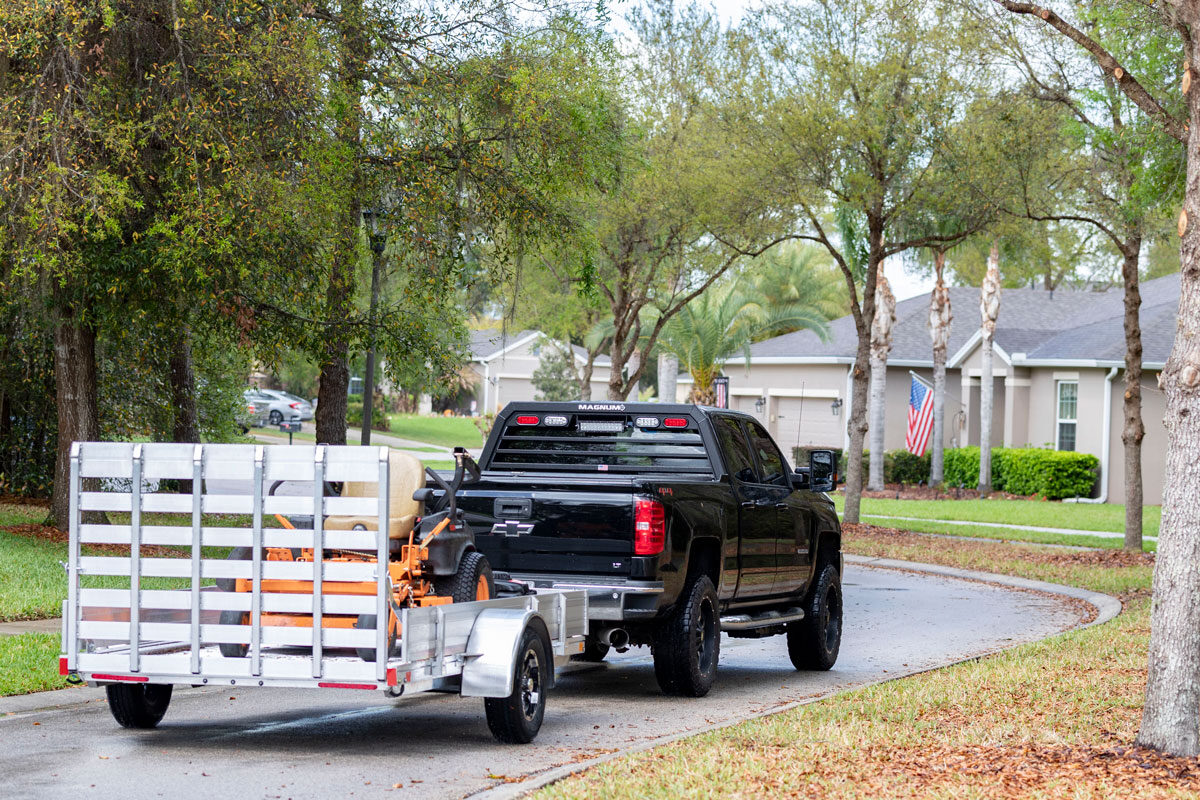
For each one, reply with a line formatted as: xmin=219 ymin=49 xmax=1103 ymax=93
xmin=570 ymin=635 xmax=610 ymax=663
xmin=354 ymin=613 xmax=397 ymax=662
xmin=652 ymin=575 xmax=720 ymax=697
xmin=484 ymin=624 xmax=549 ymax=744
xmin=106 ymin=683 xmax=173 ymax=729
xmin=435 ymin=550 xmax=494 ymax=603
xmin=787 ymin=564 xmax=842 ymax=671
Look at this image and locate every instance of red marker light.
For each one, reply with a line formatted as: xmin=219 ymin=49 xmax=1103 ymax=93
xmin=634 ymin=498 xmax=666 ymax=555
xmin=58 ymin=657 xmax=68 ymax=676
xmin=663 ymin=417 xmax=688 ymax=428
xmin=516 ymin=415 xmax=539 ymax=425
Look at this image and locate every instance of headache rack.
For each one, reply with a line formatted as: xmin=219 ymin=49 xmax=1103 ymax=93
xmin=60 ymin=442 xmax=587 ymax=741
xmin=489 ymin=412 xmax=714 ymax=475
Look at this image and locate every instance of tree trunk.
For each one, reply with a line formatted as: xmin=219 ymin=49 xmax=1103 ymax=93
xmin=841 ymin=224 xmax=883 ymax=525
xmin=978 ymin=243 xmax=1001 ymax=495
xmin=1137 ymin=68 xmax=1200 ymax=754
xmin=658 ymin=352 xmax=678 ymax=404
xmin=929 ymin=252 xmax=952 ymax=486
xmin=315 ymin=0 xmax=367 ymax=447
xmin=579 ymin=351 xmax=596 ymax=401
xmin=169 ymin=326 xmax=200 ymax=445
xmin=867 ymin=265 xmax=895 ymax=491
xmin=47 ymin=304 xmax=101 ymax=530
xmin=1120 ymin=237 xmax=1145 ymax=550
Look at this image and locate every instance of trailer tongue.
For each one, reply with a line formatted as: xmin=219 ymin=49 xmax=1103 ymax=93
xmin=59 ymin=442 xmax=587 ymax=744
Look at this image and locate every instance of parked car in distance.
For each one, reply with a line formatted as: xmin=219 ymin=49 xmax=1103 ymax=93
xmin=254 ymin=388 xmax=314 ymax=424
xmin=239 ymin=390 xmax=273 ymax=432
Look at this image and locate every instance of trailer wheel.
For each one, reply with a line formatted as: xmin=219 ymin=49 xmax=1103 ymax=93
xmin=652 ymin=575 xmax=719 ymax=697
xmin=787 ymin=564 xmax=842 ymax=671
xmin=218 ymin=610 xmax=249 ymax=658
xmin=435 ymin=550 xmax=494 ymax=603
xmin=484 ymin=625 xmax=549 ymax=744
xmin=106 ymin=683 xmax=173 ymax=729
xmin=354 ymin=613 xmax=397 ymax=662
xmin=570 ymin=635 xmax=610 ymax=663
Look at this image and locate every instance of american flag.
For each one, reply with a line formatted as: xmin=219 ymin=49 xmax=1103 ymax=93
xmin=905 ymin=375 xmax=935 ymax=456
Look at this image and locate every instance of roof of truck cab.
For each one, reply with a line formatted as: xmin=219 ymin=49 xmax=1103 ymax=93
xmin=498 ymin=401 xmax=743 ymax=417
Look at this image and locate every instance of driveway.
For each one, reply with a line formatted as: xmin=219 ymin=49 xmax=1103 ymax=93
xmin=0 ymin=563 xmax=1097 ymax=800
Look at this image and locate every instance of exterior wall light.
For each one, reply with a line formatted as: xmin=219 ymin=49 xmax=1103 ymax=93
xmin=755 ymin=396 xmax=766 ymax=413
xmin=831 ymin=398 xmax=843 ymax=417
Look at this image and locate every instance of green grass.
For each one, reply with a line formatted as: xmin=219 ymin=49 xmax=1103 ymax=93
xmin=0 ymin=633 xmax=71 ymax=696
xmin=833 ymin=495 xmax=1161 ymax=536
xmin=539 ymin=534 xmax=1162 ymax=800
xmin=862 ymin=515 xmax=1157 ymax=552
xmin=387 ymin=414 xmax=482 ymax=448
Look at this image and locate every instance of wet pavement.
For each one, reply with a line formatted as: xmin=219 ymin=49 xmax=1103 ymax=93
xmin=0 ymin=565 xmax=1086 ymax=800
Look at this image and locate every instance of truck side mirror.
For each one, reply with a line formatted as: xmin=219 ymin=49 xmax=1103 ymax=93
xmin=809 ymin=450 xmax=836 ymax=492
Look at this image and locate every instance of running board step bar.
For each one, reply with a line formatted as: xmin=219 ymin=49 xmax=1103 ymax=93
xmin=720 ymin=607 xmax=805 ymax=631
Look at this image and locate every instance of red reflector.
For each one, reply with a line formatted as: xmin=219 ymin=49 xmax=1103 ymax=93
xmin=318 ymin=682 xmax=377 ymax=690
xmin=386 ymin=668 xmax=397 ymax=687
xmin=516 ymin=415 xmax=539 ymax=425
xmin=91 ymin=674 xmax=149 ymax=683
xmin=634 ymin=498 xmax=666 ymax=555
xmin=58 ymin=657 xmax=68 ymax=676
xmin=663 ymin=417 xmax=688 ymax=428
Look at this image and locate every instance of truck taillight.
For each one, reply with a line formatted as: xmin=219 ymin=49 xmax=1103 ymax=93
xmin=634 ymin=498 xmax=666 ymax=555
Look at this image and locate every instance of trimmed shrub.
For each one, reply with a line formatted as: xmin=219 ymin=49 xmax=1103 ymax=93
xmin=347 ymin=399 xmax=390 ymax=432
xmin=941 ymin=446 xmax=1098 ymax=499
xmin=887 ymin=449 xmax=931 ymax=484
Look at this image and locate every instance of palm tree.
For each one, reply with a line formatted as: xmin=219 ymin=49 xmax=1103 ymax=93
xmin=742 ymin=243 xmax=847 ymax=337
xmin=658 ymin=282 xmax=830 ymax=405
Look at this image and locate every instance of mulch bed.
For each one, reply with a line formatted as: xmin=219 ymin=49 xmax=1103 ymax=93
xmin=1 ymin=523 xmax=183 ymax=557
xmin=848 ymin=484 xmax=1040 ymax=501
xmin=0 ymin=494 xmax=49 ymax=508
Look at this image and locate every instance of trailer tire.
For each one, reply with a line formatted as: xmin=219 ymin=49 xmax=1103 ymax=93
xmin=435 ymin=550 xmax=494 ymax=603
xmin=652 ymin=575 xmax=719 ymax=697
xmin=354 ymin=613 xmax=397 ymax=662
xmin=484 ymin=624 xmax=549 ymax=744
xmin=787 ymin=564 xmax=842 ymax=671
xmin=106 ymin=683 xmax=173 ymax=729
xmin=218 ymin=610 xmax=249 ymax=658
xmin=570 ymin=635 xmax=610 ymax=663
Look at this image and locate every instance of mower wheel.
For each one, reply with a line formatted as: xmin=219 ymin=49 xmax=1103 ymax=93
xmin=355 ymin=614 xmax=397 ymax=662
xmin=484 ymin=624 xmax=549 ymax=744
xmin=215 ymin=546 xmax=300 ymax=592
xmin=218 ymin=610 xmax=249 ymax=658
xmin=106 ymin=683 xmax=173 ymax=729
xmin=435 ymin=550 xmax=494 ymax=603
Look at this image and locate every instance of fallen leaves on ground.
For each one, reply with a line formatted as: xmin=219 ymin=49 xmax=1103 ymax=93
xmin=2 ymin=523 xmax=183 ymax=557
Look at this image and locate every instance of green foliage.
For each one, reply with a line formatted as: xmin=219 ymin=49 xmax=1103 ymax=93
xmin=943 ymin=446 xmax=1098 ymax=499
xmin=532 ymin=345 xmax=582 ymax=401
xmin=346 ymin=398 xmax=390 ymax=432
xmin=0 ymin=304 xmax=56 ymax=497
xmin=889 ymin=450 xmax=932 ymax=485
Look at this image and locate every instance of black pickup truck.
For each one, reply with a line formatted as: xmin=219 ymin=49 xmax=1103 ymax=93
xmin=456 ymin=401 xmax=843 ymax=698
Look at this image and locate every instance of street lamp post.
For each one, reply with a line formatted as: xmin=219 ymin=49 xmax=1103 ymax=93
xmin=361 ymin=208 xmax=386 ymax=446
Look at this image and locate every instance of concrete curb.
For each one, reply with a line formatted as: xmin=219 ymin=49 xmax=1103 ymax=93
xmin=466 ymin=558 xmax=1123 ymax=800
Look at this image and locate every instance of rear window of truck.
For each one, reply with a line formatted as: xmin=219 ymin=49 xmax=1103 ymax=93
xmin=488 ymin=412 xmax=713 ymax=475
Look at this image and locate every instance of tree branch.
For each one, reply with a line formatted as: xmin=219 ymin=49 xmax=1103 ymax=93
xmin=993 ymin=1 xmax=1187 ymax=143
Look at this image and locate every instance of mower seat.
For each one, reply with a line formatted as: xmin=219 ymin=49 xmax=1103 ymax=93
xmin=325 ymin=450 xmax=425 ymax=540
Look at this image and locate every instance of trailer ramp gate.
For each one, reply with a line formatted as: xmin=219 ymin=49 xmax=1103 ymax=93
xmin=61 ymin=442 xmax=586 ymax=697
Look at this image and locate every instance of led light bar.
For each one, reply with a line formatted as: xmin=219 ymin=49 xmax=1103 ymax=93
xmin=579 ymin=420 xmax=624 ymax=433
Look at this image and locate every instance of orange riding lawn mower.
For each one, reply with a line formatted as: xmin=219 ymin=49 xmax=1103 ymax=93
xmin=214 ymin=447 xmax=515 ymax=661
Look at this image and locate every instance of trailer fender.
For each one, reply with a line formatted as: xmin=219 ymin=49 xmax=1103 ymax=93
xmin=461 ymin=609 xmax=551 ymax=698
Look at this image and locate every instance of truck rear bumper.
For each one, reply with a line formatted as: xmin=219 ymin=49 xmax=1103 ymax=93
xmin=509 ymin=574 xmax=664 ymax=622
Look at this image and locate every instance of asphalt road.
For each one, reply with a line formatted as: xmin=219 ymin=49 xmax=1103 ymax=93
xmin=0 ymin=565 xmax=1085 ymax=800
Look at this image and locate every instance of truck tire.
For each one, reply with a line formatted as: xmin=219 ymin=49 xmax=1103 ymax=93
xmin=571 ymin=635 xmax=610 ymax=663
xmin=435 ymin=550 xmax=494 ymax=603
xmin=484 ymin=624 xmax=549 ymax=744
xmin=787 ymin=564 xmax=842 ymax=671
xmin=106 ymin=683 xmax=173 ymax=729
xmin=652 ymin=575 xmax=719 ymax=697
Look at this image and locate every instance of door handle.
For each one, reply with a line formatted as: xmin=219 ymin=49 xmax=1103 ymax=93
xmin=740 ymin=501 xmax=755 ymax=509
xmin=775 ymin=502 xmax=788 ymax=510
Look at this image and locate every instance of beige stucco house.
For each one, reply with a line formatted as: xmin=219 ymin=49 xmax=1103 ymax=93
xmin=467 ymin=329 xmax=612 ymax=415
xmin=678 ymin=274 xmax=1180 ymax=504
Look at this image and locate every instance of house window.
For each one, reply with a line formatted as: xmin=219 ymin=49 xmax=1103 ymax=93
xmin=1056 ymin=381 xmax=1077 ymax=451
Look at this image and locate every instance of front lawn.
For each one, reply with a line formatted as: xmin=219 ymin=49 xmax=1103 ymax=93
xmin=539 ymin=530 xmax=1174 ymax=800
xmin=387 ymin=414 xmax=483 ymax=448
xmin=835 ymin=495 xmax=1161 ymax=536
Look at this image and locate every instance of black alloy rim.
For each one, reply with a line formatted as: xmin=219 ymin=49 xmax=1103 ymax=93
xmin=695 ymin=597 xmax=716 ymax=671
xmin=520 ymin=648 xmax=541 ymax=720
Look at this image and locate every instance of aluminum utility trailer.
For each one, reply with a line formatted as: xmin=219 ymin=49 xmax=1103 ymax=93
xmin=59 ymin=442 xmax=588 ymax=744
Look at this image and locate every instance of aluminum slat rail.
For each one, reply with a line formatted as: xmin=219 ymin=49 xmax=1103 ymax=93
xmin=310 ymin=446 xmax=325 ymax=678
